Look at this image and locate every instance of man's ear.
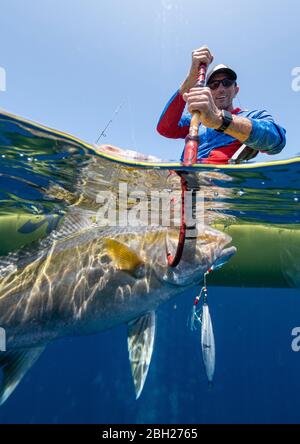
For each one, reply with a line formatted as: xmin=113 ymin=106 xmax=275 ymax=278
xmin=234 ymin=85 xmax=240 ymax=97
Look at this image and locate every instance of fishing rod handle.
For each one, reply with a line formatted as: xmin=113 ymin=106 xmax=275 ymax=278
xmin=190 ymin=64 xmax=207 ymax=136
xmin=197 ymin=63 xmax=207 ymax=87
xmin=182 ymin=64 xmax=207 ymax=166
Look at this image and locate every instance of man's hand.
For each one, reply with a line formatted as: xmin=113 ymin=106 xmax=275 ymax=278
xmin=180 ymin=46 xmax=214 ymax=95
xmin=183 ymin=87 xmax=222 ymax=129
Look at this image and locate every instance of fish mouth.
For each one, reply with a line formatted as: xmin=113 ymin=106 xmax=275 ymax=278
xmin=155 ymin=229 xmax=237 ymax=287
xmin=211 ymin=245 xmax=237 ymax=271
xmin=185 ymin=242 xmax=237 ymax=286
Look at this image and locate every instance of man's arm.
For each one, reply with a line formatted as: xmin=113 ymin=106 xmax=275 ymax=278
xmin=221 ymin=112 xmax=286 ymax=154
xmin=220 ymin=114 xmax=252 ymax=142
xmin=184 ymin=88 xmax=286 ymax=154
xmin=157 ymin=46 xmax=214 ymax=139
xmin=242 ymin=112 xmax=286 ymax=154
xmin=156 ymin=90 xmax=190 ymax=138
xmin=179 ymin=46 xmax=214 ymax=94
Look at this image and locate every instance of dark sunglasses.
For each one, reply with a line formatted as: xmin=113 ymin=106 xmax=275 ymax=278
xmin=207 ymin=78 xmax=236 ymax=90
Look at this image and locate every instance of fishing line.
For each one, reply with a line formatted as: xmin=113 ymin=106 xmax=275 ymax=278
xmin=190 ymin=270 xmax=210 ymax=331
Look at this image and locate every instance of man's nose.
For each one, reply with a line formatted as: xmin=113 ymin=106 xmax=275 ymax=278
xmin=216 ymin=83 xmax=226 ymax=93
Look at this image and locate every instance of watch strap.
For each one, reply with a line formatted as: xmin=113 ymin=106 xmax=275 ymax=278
xmin=216 ymin=110 xmax=233 ymax=132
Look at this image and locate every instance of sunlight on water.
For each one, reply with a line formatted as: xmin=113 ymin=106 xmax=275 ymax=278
xmin=0 ymin=111 xmax=300 ymax=291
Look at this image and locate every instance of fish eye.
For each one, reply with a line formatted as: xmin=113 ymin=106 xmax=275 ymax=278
xmin=132 ymin=263 xmax=146 ymax=279
xmin=98 ymin=253 xmax=111 ymax=265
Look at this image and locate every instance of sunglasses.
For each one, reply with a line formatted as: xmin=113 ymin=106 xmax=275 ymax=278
xmin=207 ymin=78 xmax=236 ymax=90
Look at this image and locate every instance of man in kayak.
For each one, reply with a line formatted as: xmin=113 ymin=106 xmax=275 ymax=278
xmin=157 ymin=46 xmax=286 ymax=163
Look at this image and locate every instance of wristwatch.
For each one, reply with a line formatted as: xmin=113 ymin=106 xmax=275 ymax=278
xmin=216 ymin=110 xmax=233 ymax=133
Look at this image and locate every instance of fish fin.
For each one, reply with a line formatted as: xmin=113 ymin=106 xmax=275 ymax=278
xmin=127 ymin=311 xmax=156 ymax=399
xmin=25 ymin=207 xmax=97 ymax=250
xmin=50 ymin=207 xmax=96 ymax=240
xmin=105 ymin=239 xmax=144 ymax=272
xmin=0 ymin=207 xmax=97 ymax=277
xmin=0 ymin=346 xmax=45 ymax=405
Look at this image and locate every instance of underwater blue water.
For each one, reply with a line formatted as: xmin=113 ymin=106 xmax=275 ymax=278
xmin=0 ymin=285 xmax=300 ymax=424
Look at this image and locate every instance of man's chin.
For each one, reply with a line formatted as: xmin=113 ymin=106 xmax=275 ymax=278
xmin=216 ymin=101 xmax=231 ymax=111
xmin=216 ymin=100 xmax=227 ymax=108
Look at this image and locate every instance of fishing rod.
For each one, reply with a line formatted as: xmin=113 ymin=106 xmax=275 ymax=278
xmin=167 ymin=64 xmax=207 ymax=267
xmin=95 ymin=101 xmax=124 ymax=144
xmin=183 ymin=63 xmax=207 ymax=166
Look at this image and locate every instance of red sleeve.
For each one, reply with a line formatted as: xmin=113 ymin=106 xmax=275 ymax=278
xmin=157 ymin=90 xmax=190 ymax=139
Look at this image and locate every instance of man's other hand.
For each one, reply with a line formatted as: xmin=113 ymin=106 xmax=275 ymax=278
xmin=180 ymin=46 xmax=214 ymax=94
xmin=183 ymin=87 xmax=222 ymax=129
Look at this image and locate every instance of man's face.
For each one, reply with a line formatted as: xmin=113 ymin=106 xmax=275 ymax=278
xmin=208 ymin=73 xmax=239 ymax=110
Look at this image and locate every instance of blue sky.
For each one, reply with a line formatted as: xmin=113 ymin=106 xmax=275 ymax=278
xmin=0 ymin=0 xmax=299 ymax=161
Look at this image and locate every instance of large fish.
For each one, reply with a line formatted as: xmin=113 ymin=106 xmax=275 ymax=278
xmin=0 ymin=208 xmax=236 ymax=405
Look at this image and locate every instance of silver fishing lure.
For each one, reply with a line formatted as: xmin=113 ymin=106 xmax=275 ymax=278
xmin=201 ymin=303 xmax=215 ymax=384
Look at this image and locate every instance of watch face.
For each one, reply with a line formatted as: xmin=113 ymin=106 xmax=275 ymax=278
xmin=223 ymin=110 xmax=233 ymax=120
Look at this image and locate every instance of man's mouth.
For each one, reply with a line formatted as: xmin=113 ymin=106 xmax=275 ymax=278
xmin=216 ymin=96 xmax=227 ymax=100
